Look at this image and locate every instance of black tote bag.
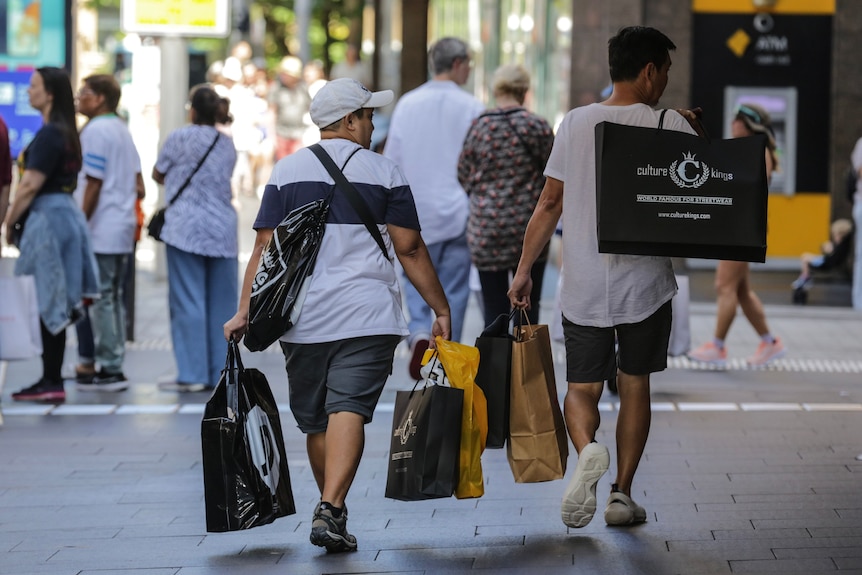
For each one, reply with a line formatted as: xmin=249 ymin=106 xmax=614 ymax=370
xmin=385 ymin=381 xmax=463 ymax=501
xmin=201 ymin=340 xmax=295 ymax=532
xmin=474 ymin=311 xmax=515 ymax=449
xmin=244 ymin=198 xmax=329 ymax=352
xmin=595 ymin=120 xmax=769 ymax=262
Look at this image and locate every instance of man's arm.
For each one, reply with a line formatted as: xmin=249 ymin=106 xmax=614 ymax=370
xmin=388 ymin=223 xmax=451 ymax=343
xmin=508 ymin=176 xmax=564 ymax=310
xmin=80 ymin=176 xmax=103 ymax=219
xmin=224 ymin=228 xmax=274 ymax=341
xmin=135 ymin=172 xmax=146 ymax=199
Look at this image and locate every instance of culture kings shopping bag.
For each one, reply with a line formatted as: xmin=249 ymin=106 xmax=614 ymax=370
xmin=507 ymin=314 xmax=568 ymax=483
xmin=595 ymin=119 xmax=768 ymax=262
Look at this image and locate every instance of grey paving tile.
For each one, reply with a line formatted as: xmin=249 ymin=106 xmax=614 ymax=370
xmin=712 ymin=527 xmax=810 ymax=539
xmin=773 ymin=544 xmax=862 ymax=558
xmin=729 ymin=557 xmax=838 ymax=572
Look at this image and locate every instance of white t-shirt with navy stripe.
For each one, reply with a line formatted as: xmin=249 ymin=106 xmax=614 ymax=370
xmin=254 ymin=138 xmax=420 ymax=344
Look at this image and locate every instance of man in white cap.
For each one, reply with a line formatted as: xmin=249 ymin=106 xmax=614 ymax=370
xmin=225 ymin=78 xmax=451 ymax=554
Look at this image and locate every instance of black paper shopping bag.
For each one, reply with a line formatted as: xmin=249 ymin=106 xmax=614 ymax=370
xmin=201 ymin=341 xmax=295 ymax=532
xmin=595 ymin=119 xmax=768 ymax=262
xmin=474 ymin=312 xmax=514 ymax=449
xmin=385 ymin=382 xmax=463 ymax=501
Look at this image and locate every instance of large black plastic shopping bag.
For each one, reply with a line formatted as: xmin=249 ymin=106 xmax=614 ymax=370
xmin=201 ymin=340 xmax=295 ymax=532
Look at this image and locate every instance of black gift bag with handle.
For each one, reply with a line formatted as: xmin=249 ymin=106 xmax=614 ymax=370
xmin=474 ymin=310 xmax=516 ymax=448
xmin=201 ymin=340 xmax=295 ymax=532
xmin=385 ymin=374 xmax=463 ymax=501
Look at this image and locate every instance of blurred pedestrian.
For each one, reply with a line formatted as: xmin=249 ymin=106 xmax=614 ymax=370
xmin=851 ymin=136 xmax=862 ymax=310
xmin=152 ymin=85 xmax=238 ymax=392
xmin=0 ymin=113 xmax=11 ymax=229
xmin=4 ymin=67 xmax=98 ymax=402
xmin=269 ymin=55 xmax=311 ymax=160
xmin=508 ymin=26 xmax=699 ymax=529
xmin=72 ymin=74 xmax=144 ymax=391
xmin=330 ymin=44 xmax=371 ymax=88
xmin=688 ymin=103 xmax=785 ymax=367
xmin=458 ymin=63 xmax=554 ymax=327
xmin=224 ymin=78 xmax=450 ymax=553
xmin=384 ymin=37 xmax=484 ymax=376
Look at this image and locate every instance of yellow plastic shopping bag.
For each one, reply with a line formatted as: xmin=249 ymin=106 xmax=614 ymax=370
xmin=434 ymin=337 xmax=487 ymax=499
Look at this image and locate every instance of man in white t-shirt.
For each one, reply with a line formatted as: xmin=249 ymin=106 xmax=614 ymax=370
xmin=509 ymin=26 xmax=700 ymax=530
xmin=225 ymin=78 xmax=450 ymax=554
xmin=73 ymin=74 xmax=144 ymax=390
xmin=384 ymin=37 xmax=485 ymax=377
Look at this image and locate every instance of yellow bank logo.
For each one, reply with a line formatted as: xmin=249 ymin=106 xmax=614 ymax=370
xmin=727 ymin=29 xmax=751 ymax=57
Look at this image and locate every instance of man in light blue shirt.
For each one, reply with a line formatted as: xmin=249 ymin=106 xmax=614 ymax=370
xmin=384 ymin=37 xmax=485 ymax=377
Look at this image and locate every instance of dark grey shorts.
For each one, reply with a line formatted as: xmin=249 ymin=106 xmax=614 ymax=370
xmin=562 ymin=300 xmax=672 ymax=383
xmin=280 ymin=335 xmax=401 ymax=434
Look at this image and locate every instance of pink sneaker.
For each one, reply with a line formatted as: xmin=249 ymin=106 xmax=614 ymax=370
xmin=747 ymin=337 xmax=786 ymax=367
xmin=687 ymin=341 xmax=727 ymax=366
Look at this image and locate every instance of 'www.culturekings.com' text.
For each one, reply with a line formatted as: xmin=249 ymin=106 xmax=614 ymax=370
xmin=657 ymin=211 xmax=711 ymax=220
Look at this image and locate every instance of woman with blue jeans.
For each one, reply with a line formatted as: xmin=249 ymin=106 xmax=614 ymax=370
xmin=153 ymin=86 xmax=238 ymax=391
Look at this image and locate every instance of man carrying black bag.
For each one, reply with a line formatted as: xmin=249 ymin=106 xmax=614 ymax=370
xmin=224 ymin=78 xmax=451 ymax=553
xmin=508 ymin=27 xmax=702 ymax=530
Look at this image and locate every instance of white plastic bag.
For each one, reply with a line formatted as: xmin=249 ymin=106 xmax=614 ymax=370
xmin=0 ymin=270 xmax=43 ymax=360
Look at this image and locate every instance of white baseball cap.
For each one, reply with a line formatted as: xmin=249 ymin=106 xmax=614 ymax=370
xmin=309 ymin=78 xmax=393 ymax=129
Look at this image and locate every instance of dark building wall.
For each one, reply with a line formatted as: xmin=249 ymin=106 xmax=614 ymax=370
xmin=568 ymin=0 xmax=693 ymax=111
xmin=831 ymin=0 xmax=862 ymax=219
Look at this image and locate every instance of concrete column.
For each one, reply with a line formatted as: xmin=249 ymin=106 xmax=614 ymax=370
xmin=154 ymin=36 xmax=189 ymax=280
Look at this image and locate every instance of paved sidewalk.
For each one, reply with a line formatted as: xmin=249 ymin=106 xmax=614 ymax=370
xmin=1 ymin=247 xmax=862 ymax=574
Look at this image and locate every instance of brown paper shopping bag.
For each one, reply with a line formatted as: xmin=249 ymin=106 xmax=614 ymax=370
xmin=506 ymin=315 xmax=568 ymax=483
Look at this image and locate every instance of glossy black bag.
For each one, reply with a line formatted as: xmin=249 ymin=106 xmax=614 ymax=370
xmin=243 ymin=198 xmax=329 ymax=352
xmin=385 ymin=380 xmax=463 ymax=501
xmin=201 ymin=340 xmax=295 ymax=532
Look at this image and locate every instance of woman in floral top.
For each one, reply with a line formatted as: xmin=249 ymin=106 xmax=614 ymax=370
xmin=458 ymin=64 xmax=554 ymax=326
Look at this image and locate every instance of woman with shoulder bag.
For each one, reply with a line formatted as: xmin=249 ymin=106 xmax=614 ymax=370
xmin=152 ymin=85 xmax=238 ymax=392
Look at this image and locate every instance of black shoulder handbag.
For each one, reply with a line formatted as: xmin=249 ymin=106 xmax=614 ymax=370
xmin=147 ymin=132 xmax=220 ymax=242
xmin=243 ymin=143 xmax=389 ymax=352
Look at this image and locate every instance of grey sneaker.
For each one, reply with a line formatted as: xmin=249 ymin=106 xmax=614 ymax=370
xmin=604 ymin=487 xmax=647 ymax=526
xmin=310 ymin=502 xmax=357 ymax=553
xmin=561 ymin=442 xmax=610 ymax=528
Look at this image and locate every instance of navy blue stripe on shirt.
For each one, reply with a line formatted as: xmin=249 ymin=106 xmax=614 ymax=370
xmin=255 ymin=181 xmax=420 ymax=231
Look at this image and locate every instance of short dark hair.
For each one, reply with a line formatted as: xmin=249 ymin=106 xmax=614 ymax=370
xmin=84 ymin=74 xmax=121 ymax=113
xmin=608 ymin=26 xmax=676 ymax=82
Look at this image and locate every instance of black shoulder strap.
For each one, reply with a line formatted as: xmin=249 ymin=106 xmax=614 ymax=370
xmin=309 ymin=143 xmax=390 ymax=260
xmin=168 ymin=132 xmax=220 ymax=207
xmin=658 ymin=109 xmax=668 ymax=130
